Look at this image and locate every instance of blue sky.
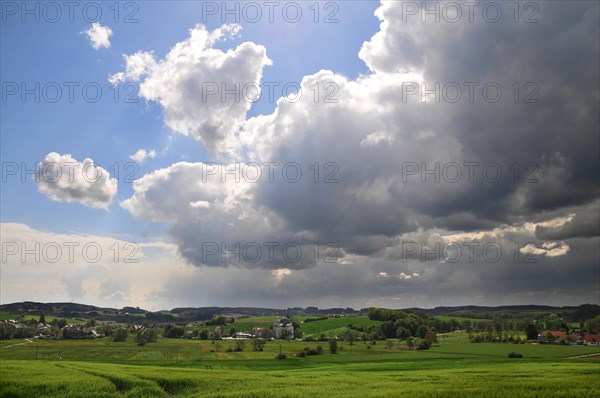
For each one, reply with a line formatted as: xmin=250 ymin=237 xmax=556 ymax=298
xmin=1 ymin=1 xmax=598 ymax=309
xmin=1 ymin=1 xmax=380 ymax=237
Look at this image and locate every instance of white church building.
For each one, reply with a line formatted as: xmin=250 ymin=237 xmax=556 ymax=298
xmin=272 ymin=316 xmax=295 ymax=339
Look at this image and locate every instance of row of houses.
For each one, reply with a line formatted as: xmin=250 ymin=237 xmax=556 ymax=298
xmin=538 ymin=331 xmax=600 ymax=346
xmin=207 ymin=317 xmax=296 ymax=340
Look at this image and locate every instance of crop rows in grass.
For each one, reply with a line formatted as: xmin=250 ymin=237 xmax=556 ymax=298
xmin=2 ymin=338 xmax=600 ymax=363
xmin=1 ymin=357 xmax=599 ymax=397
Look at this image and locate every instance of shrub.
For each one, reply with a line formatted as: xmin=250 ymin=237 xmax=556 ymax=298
xmin=416 ymin=340 xmax=431 ymax=350
xmin=296 ymin=351 xmax=306 ymax=357
xmin=275 ymin=353 xmax=287 ymax=360
xmin=508 ymin=352 xmax=523 ymax=358
xmin=316 ymin=345 xmax=323 ymax=354
xmin=305 ymin=348 xmax=319 ymax=356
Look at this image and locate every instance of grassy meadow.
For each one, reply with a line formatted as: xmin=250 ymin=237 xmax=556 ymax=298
xmin=1 ymin=331 xmax=599 ymax=397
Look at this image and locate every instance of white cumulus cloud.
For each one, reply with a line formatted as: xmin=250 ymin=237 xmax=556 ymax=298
xmin=83 ymin=22 xmax=113 ymax=49
xmin=130 ymin=149 xmax=157 ymax=163
xmin=110 ymin=23 xmax=272 ymax=156
xmin=36 ymin=152 xmax=117 ymax=209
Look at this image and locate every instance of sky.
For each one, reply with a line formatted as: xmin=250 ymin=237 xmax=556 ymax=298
xmin=1 ymin=1 xmax=599 ymax=310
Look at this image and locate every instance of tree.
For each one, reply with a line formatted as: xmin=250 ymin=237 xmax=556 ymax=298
xmin=252 ymin=338 xmax=266 ymax=351
xmin=56 ymin=318 xmax=67 ymax=328
xmin=199 ymin=330 xmax=209 ymax=340
xmin=207 ymin=316 xmax=227 ymax=326
xmin=386 ymin=339 xmax=394 ymax=350
xmin=234 ymin=339 xmax=245 ymax=352
xmin=585 ymin=315 xmax=600 ymax=334
xmin=463 ymin=320 xmax=472 ymax=334
xmin=381 ymin=321 xmax=397 ymax=339
xmin=329 ymin=339 xmax=338 ymax=354
xmin=416 ymin=325 xmax=429 ymax=339
xmin=113 ymin=328 xmax=128 ymax=342
xmin=38 ymin=314 xmax=46 ymax=324
xmin=407 ymin=337 xmax=415 ymax=350
xmin=339 ymin=329 xmax=357 ymax=343
xmin=0 ymin=323 xmax=14 ymax=340
xmin=397 ymin=327 xmax=410 ymax=340
xmin=425 ymin=330 xmax=438 ymax=345
xmin=163 ymin=325 xmax=185 ymax=338
xmin=525 ymin=324 xmax=538 ymax=340
xmin=137 ymin=329 xmax=157 ymax=344
xmin=146 ymin=329 xmax=158 ymax=342
xmin=136 ymin=332 xmax=147 ymax=346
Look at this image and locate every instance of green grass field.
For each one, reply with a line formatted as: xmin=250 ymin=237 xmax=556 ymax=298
xmin=185 ymin=315 xmax=379 ymax=336
xmin=300 ymin=316 xmax=379 ymax=336
xmin=0 ymin=312 xmax=85 ymax=325
xmin=1 ymin=336 xmax=599 ymax=397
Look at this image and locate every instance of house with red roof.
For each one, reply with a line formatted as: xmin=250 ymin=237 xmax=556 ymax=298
xmin=584 ymin=334 xmax=600 ymax=346
xmin=538 ymin=331 xmax=600 ymax=346
xmin=537 ymin=331 xmax=580 ymax=345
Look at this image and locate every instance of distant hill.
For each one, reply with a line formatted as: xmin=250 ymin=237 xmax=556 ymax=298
xmin=1 ymin=301 xmax=598 ymax=323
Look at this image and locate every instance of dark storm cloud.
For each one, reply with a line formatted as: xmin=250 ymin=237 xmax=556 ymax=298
xmin=535 ymin=201 xmax=600 ymax=240
xmin=121 ymin=1 xmax=598 ymax=306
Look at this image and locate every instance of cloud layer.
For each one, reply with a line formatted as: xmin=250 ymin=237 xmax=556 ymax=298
xmin=1 ymin=221 xmax=597 ymax=308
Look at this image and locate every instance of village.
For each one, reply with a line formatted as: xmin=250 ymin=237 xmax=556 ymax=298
xmin=0 ymin=315 xmax=299 ymax=341
xmin=2 ymin=315 xmax=600 ymax=347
